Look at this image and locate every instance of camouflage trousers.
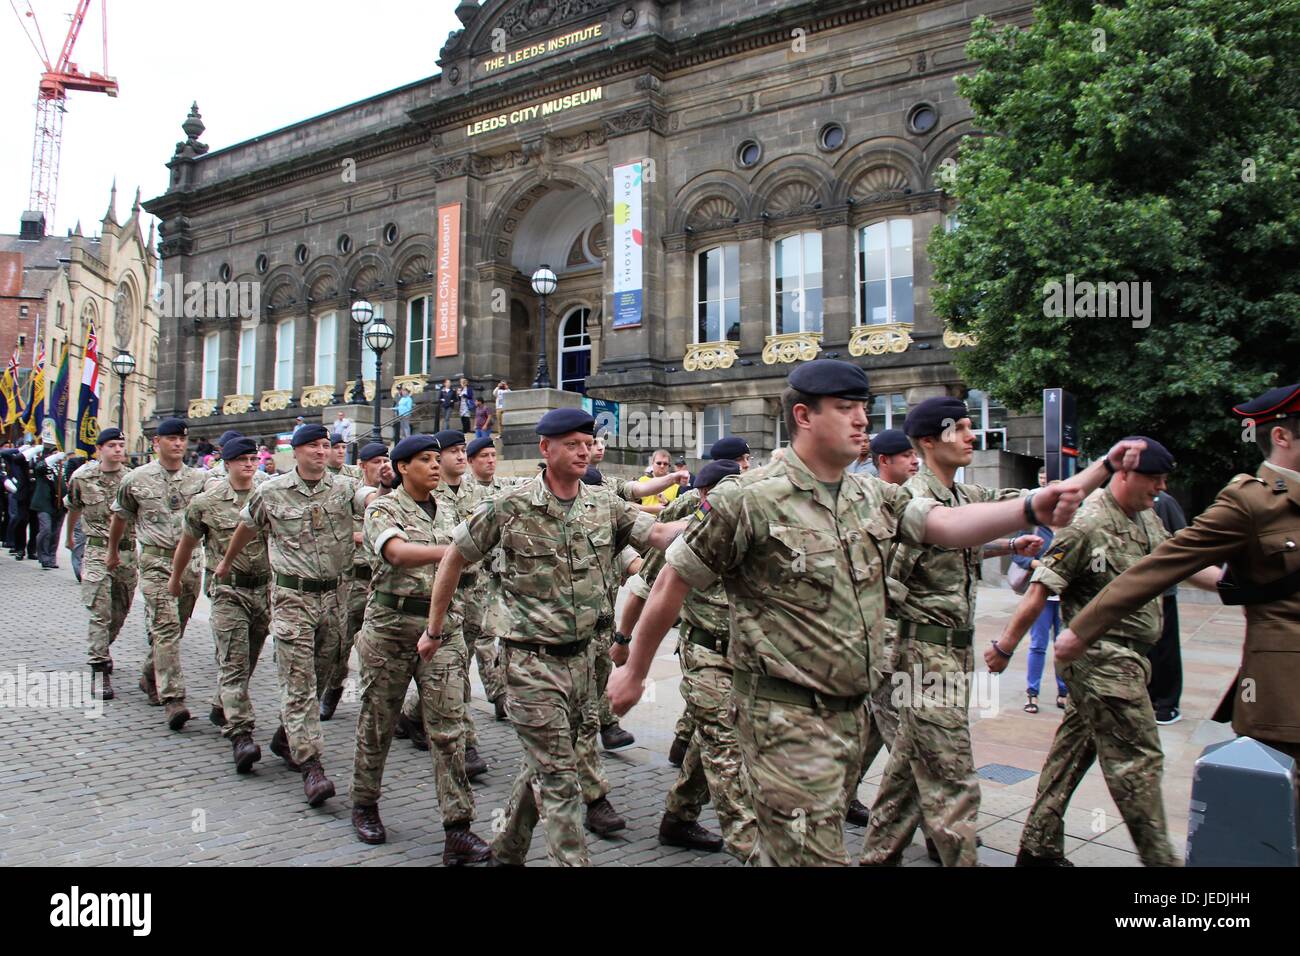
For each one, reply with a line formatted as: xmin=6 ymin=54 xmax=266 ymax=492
xmin=734 ymin=680 xmax=867 ymax=866
xmin=401 ymin=603 xmax=479 ymax=751
xmin=1020 ymin=640 xmax=1175 ymax=867
xmin=464 ymin=581 xmax=504 ymax=703
xmin=665 ymin=635 xmax=758 ymax=861
xmin=270 ymin=584 xmax=343 ymax=766
xmin=328 ymin=573 xmax=369 ymax=692
xmin=848 ymin=619 xmax=903 ymax=802
xmin=574 ymin=632 xmax=611 ymax=804
xmin=209 ymin=583 xmax=270 ymax=739
xmin=492 ymin=643 xmax=596 ymax=867
xmin=138 ymin=553 xmax=199 ymax=703
xmin=351 ymin=625 xmax=474 ymax=824
xmin=672 ymin=637 xmax=700 ymax=743
xmin=82 ymin=545 xmax=137 ymax=667
xmin=862 ymin=638 xmax=980 ymax=867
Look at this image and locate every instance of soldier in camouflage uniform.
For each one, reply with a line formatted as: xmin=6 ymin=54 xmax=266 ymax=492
xmin=421 ymin=408 xmax=684 ymax=866
xmin=327 ymin=431 xmax=364 ymax=480
xmin=107 ymin=417 xmax=207 ymax=731
xmin=990 ymin=438 xmax=1192 ymax=867
xmin=610 ymin=361 xmax=1134 ymax=866
xmin=169 ymin=437 xmax=271 ymax=773
xmin=217 ymin=424 xmax=366 ymax=807
xmin=64 ymin=427 xmax=136 ymax=700
xmin=203 ymin=430 xmax=269 ymax=493
xmin=349 ymin=434 xmax=491 ymax=863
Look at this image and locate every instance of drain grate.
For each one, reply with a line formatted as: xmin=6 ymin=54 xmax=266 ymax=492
xmin=976 ymin=763 xmax=1036 ymax=785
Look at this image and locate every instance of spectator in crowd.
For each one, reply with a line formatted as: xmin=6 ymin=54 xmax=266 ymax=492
xmin=846 ymin=433 xmax=878 ymax=476
xmin=63 ymin=454 xmax=88 ymax=582
xmin=474 ymin=399 xmax=493 ymax=439
xmin=493 ymin=380 xmax=510 ymax=434
xmin=1148 ymin=489 xmax=1188 ymax=724
xmin=257 ymin=444 xmax=273 ymax=471
xmin=636 ymin=448 xmax=680 ymax=513
xmin=457 ymin=377 xmax=475 ymax=433
xmin=194 ymin=435 xmax=215 ymax=460
xmin=292 ymin=415 xmax=306 ymax=437
xmin=436 ymin=378 xmax=454 ymax=433
xmin=30 ymin=444 xmax=67 ymax=570
xmin=334 ymin=410 xmax=356 ymax=460
xmin=396 ymin=386 xmax=414 ymax=439
xmin=1011 ymin=467 xmax=1067 ymax=713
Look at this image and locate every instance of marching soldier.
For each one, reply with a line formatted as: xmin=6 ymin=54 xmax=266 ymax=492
xmin=328 ymin=431 xmax=364 ymax=480
xmin=203 ymin=430 xmax=266 ymax=492
xmin=421 ymin=408 xmax=685 ymax=866
xmin=168 ymin=437 xmax=271 ymax=774
xmin=107 ymin=417 xmax=206 ymax=730
xmin=215 ymin=424 xmax=366 ymax=807
xmin=64 ymin=427 xmax=136 ymax=699
xmin=349 ymin=433 xmax=492 ymax=863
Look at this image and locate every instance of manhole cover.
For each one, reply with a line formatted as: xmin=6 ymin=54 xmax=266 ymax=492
xmin=976 ymin=763 xmax=1036 ymax=785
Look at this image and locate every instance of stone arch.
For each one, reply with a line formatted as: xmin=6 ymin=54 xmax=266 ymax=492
xmin=480 ymin=163 xmax=609 ymax=263
xmin=671 ymin=173 xmax=751 ymax=234
xmin=832 ymin=138 xmax=926 ymax=206
xmin=749 ymin=155 xmax=836 ymax=219
xmin=262 ymin=267 xmax=302 ymax=312
xmin=343 ymin=248 xmax=393 ymax=296
xmin=304 ymin=258 xmax=344 ymax=304
xmin=922 ymin=119 xmax=979 ymax=189
xmin=393 ymin=237 xmax=436 ymax=286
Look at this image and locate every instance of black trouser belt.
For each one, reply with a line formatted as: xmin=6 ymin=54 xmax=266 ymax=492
xmin=349 ymin=564 xmax=372 ymax=581
xmin=732 ymin=669 xmax=865 ymax=712
xmin=374 ymin=590 xmax=430 ymax=617
xmin=684 ymin=622 xmax=729 ymax=656
xmin=140 ymin=543 xmax=174 ymax=559
xmin=86 ymin=535 xmax=134 ymax=549
xmin=897 ymin=619 xmax=974 ymax=647
xmin=216 ymin=572 xmax=270 ymax=589
xmin=1099 ymin=635 xmax=1150 ymax=653
xmin=274 ymin=573 xmax=339 ymax=593
xmin=500 ymin=637 xmax=590 ymax=658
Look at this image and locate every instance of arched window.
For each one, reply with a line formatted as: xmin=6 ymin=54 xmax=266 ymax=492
xmin=114 ymin=282 xmax=135 ymax=348
xmin=558 ymin=308 xmax=591 ymax=394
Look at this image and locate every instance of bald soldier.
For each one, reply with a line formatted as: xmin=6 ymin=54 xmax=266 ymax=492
xmin=609 ymin=360 xmax=1148 ymax=866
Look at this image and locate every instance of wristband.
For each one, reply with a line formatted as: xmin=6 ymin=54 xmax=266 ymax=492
xmin=1008 ymin=536 xmax=1019 ymax=554
xmin=612 ymin=631 xmax=632 ymax=646
xmin=990 ymin=640 xmax=1012 ymax=660
xmin=1022 ymin=491 xmax=1038 ymax=525
xmin=1102 ymin=457 xmax=1116 ymax=475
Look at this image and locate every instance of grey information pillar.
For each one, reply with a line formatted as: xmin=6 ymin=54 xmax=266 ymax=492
xmin=1186 ymin=737 xmax=1299 ymax=867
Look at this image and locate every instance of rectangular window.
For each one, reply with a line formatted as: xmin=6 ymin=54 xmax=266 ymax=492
xmin=406 ymin=296 xmax=430 ymax=375
xmin=968 ymin=389 xmax=1009 ymax=450
xmin=857 ymin=219 xmax=914 ymax=326
xmin=695 ymin=245 xmax=740 ymax=343
xmin=237 ymin=326 xmax=256 ymax=395
xmin=202 ymin=332 xmax=220 ymax=400
xmin=772 ymin=232 xmax=823 ymax=335
xmin=314 ymin=312 xmax=336 ymax=385
xmin=275 ymin=320 xmax=294 ymax=391
xmin=870 ymin=393 xmax=908 ymax=431
xmin=697 ymin=405 xmax=732 ymax=458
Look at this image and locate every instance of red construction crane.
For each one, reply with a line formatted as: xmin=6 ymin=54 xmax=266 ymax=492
xmin=10 ymin=0 xmax=119 ymax=227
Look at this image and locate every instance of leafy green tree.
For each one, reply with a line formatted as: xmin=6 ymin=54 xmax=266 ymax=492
xmin=931 ymin=0 xmax=1300 ymax=493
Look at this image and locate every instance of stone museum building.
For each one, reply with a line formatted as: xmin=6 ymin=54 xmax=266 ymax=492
xmin=144 ymin=0 xmax=1042 ymax=463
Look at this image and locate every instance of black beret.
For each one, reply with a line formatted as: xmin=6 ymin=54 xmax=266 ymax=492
xmin=709 ymin=436 xmax=750 ymax=461
xmin=1232 ymin=383 xmax=1300 ymax=423
xmin=693 ymin=459 xmax=741 ymax=490
xmin=291 ymin=424 xmax=330 ymax=447
xmin=1121 ymin=436 xmax=1176 ymax=475
xmin=221 ymin=437 xmax=259 ymax=461
xmin=870 ymin=428 xmax=912 ymax=457
xmin=329 ymin=431 xmax=345 ymax=446
xmin=581 ymin=466 xmax=604 ymax=485
xmin=904 ymin=397 xmax=969 ymax=438
xmin=358 ymin=442 xmax=389 ymax=462
xmin=535 ymin=407 xmax=595 ymax=437
xmin=432 ymin=429 xmax=466 ymax=450
xmin=156 ymin=417 xmax=188 ymax=437
xmin=95 ymin=427 xmax=123 ymax=446
xmin=391 ymin=434 xmax=442 ymax=464
xmin=466 ymin=436 xmax=494 ymax=459
xmin=217 ymin=429 xmax=244 ymax=447
xmin=787 ymin=359 xmax=871 ymax=400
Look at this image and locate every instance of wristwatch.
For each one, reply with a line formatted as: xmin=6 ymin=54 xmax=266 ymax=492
xmin=419 ymin=629 xmax=444 ymax=644
xmin=612 ymin=631 xmax=632 ymax=646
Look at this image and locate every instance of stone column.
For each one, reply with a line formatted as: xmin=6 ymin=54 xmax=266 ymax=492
xmin=737 ymin=225 xmax=768 ymax=357
xmin=820 ymin=209 xmax=853 ymax=347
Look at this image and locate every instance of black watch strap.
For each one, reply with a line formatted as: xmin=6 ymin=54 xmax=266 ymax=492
xmin=613 ymin=631 xmax=631 ymax=646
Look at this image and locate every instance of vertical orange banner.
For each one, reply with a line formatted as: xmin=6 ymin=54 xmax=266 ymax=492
xmin=435 ymin=203 xmax=461 ymax=357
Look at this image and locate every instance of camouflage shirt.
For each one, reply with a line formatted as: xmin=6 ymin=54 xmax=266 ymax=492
xmin=889 ymin=470 xmax=1025 ymax=630
xmin=453 ymin=470 xmax=655 ymax=645
xmin=183 ymin=480 xmax=270 ymax=579
xmin=240 ymin=467 xmax=365 ymax=580
xmin=329 ymin=463 xmax=364 ymax=481
xmin=665 ymin=447 xmax=939 ymax=696
xmin=638 ymin=487 xmax=730 ymax=637
xmin=1031 ymin=487 xmax=1170 ymax=644
xmin=203 ymin=463 xmax=268 ymax=493
xmin=65 ymin=461 xmax=133 ymax=540
xmin=111 ymin=460 xmax=207 ymax=549
xmin=364 ymin=485 xmax=461 ymax=641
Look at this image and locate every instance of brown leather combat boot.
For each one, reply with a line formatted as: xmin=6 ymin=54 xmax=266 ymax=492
xmin=658 ymin=812 xmax=723 ymax=852
xmin=231 ymin=733 xmax=262 ymax=774
xmin=270 ymin=725 xmax=301 ymax=771
xmin=319 ymin=686 xmax=344 ymax=721
xmin=352 ymin=804 xmax=387 ymax=844
xmin=584 ymin=796 xmax=627 ymax=836
xmin=464 ymin=746 xmax=488 ymax=780
xmin=164 ymin=700 xmax=192 ymax=731
xmin=91 ymin=664 xmax=114 ymax=701
xmin=301 ymin=758 xmax=336 ymax=808
xmin=442 ymin=823 xmax=491 ymax=865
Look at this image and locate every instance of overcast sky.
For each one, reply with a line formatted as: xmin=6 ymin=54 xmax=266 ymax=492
xmin=1 ymin=0 xmax=461 ymax=239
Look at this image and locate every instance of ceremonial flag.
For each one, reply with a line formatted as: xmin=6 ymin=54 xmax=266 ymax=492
xmin=20 ymin=346 xmax=46 ymax=436
xmin=75 ymin=323 xmax=102 ymax=454
xmin=0 ymin=348 xmax=18 ymax=427
xmin=48 ymin=340 xmax=71 ymax=451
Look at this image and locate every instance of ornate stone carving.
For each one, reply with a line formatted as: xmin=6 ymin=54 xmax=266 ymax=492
xmin=762 ymin=331 xmax=823 ymax=365
xmin=345 ymin=379 xmax=377 ymax=402
xmin=828 ymin=74 xmax=838 ymax=93
xmin=942 ymin=328 xmax=979 ymax=349
xmin=917 ymin=51 xmax=928 ymax=72
xmin=431 ymin=155 xmax=470 ymax=181
xmin=259 ymin=389 xmax=292 ymax=412
xmin=684 ymin=341 xmax=739 ymax=372
xmin=818 ymin=209 xmax=849 ymax=228
xmin=687 ymin=196 xmax=740 ymax=232
xmin=602 ymin=106 xmax=669 ymax=138
xmin=663 ymin=234 xmax=687 ymax=253
xmin=222 ymin=394 xmax=254 ymax=416
xmin=391 ymin=373 xmax=428 ymax=398
xmin=850 ymin=166 xmax=910 ymax=204
xmin=187 ymin=398 xmax=216 ymax=419
xmin=737 ymin=223 xmax=764 ymax=241
xmin=300 ymin=384 xmax=335 ymax=408
xmin=496 ymin=0 xmax=601 ymax=40
xmin=635 ymin=74 xmax=662 ymax=92
xmin=849 ymin=322 xmax=913 ymax=356
xmin=765 ymin=181 xmax=820 ymax=219
xmin=552 ymin=128 xmax=606 ymax=153
xmin=471 ymin=150 xmax=530 ymax=175
xmin=621 ymin=7 xmax=637 ymax=28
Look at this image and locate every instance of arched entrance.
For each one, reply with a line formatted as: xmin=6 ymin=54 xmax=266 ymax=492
xmin=558 ymin=307 xmax=592 ymax=394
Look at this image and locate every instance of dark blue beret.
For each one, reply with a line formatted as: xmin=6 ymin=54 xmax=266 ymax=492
xmin=1121 ymin=436 xmax=1176 ymax=475
xmin=787 ymin=360 xmax=871 ymax=400
xmin=432 ymin=429 xmax=466 ymax=450
xmin=156 ymin=417 xmax=188 ymax=437
xmin=1232 ymin=383 xmax=1300 ymax=423
xmin=870 ymin=428 xmax=912 ymax=457
xmin=535 ymin=407 xmax=595 ymax=437
xmin=693 ymin=459 xmax=741 ymax=490
xmin=358 ymin=442 xmax=389 ymax=463
xmin=709 ymin=436 xmax=750 ymax=461
xmin=581 ymin=466 xmax=604 ymax=486
xmin=391 ymin=434 xmax=442 ymax=464
xmin=904 ymin=397 xmax=969 ymax=438
xmin=466 ymin=436 xmax=494 ymax=459
xmin=95 ymin=427 xmax=123 ymax=446
xmin=221 ymin=437 xmax=259 ymax=461
xmin=329 ymin=431 xmax=345 ymax=446
xmin=291 ymin=424 xmax=330 ymax=447
xmin=217 ymin=430 xmax=244 ymax=447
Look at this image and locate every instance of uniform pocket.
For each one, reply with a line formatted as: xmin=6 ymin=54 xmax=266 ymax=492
xmin=764 ymin=525 xmax=837 ymax=612
xmin=1084 ymin=646 xmax=1149 ymax=701
xmin=501 ymin=528 xmax=555 ymax=598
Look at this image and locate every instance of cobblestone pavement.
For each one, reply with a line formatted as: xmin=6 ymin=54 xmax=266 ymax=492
xmin=0 ymin=553 xmax=1241 ymax=866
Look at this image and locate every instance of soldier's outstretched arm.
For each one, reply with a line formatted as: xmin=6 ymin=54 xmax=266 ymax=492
xmin=419 ymin=543 xmax=466 ymax=661
xmin=213 ymin=522 xmax=255 ymax=579
xmin=607 ymin=566 xmax=691 ymax=716
xmin=646 ymin=519 xmax=687 ymax=552
xmin=380 ymin=538 xmax=450 ymax=568
xmin=168 ymin=532 xmax=200 ymax=596
xmin=986 ymin=583 xmax=1052 ymax=672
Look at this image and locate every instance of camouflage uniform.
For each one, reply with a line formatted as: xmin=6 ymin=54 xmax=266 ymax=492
xmin=330 ymin=479 xmax=376 ymax=697
xmin=112 ymin=461 xmax=206 ymax=703
xmin=665 ymin=449 xmax=939 ymax=866
xmin=1019 ymin=488 xmax=1175 ymax=866
xmin=861 ymin=471 xmax=1022 ymax=867
xmin=184 ymin=480 xmax=272 ymax=738
xmin=204 ymin=463 xmax=268 ymax=493
xmin=467 ymin=473 xmax=531 ymax=703
xmin=241 ymin=468 xmax=363 ymax=766
xmin=329 ymin=462 xmax=365 ymax=481
xmin=635 ymin=487 xmax=758 ymax=860
xmin=453 ymin=471 xmax=655 ymax=866
xmin=66 ymin=461 xmax=137 ymax=668
xmin=350 ymin=485 xmax=475 ymax=823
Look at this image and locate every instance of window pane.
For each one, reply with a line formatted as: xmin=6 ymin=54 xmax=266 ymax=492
xmin=891 ymin=276 xmax=914 ymax=324
xmin=890 ymin=219 xmax=913 ymax=279
xmin=890 ymin=394 xmax=908 ymax=424
xmin=705 ymin=300 xmax=721 ymax=343
xmin=723 ymin=245 xmax=739 ymax=300
xmin=866 ymin=280 xmax=888 ymax=324
xmin=803 ymin=286 xmax=823 ymax=334
xmin=863 ymin=222 xmax=887 ymax=282
xmin=315 ymin=313 xmax=335 ymax=385
xmin=803 ymin=232 xmax=822 ymax=292
xmin=968 ymin=389 xmax=986 ymax=430
xmin=705 ymin=247 xmax=721 ymax=305
xmin=723 ymin=297 xmax=740 ymax=341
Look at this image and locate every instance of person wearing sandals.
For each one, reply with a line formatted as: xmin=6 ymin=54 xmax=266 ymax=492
xmin=1012 ymin=470 xmax=1068 ymax=714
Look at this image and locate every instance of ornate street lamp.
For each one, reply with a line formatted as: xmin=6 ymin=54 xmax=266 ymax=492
xmin=530 ymin=264 xmax=557 ymax=390
xmin=363 ymin=319 xmax=394 ymax=442
xmin=349 ymin=298 xmax=374 ymax=403
xmin=110 ymin=349 xmax=136 ymax=431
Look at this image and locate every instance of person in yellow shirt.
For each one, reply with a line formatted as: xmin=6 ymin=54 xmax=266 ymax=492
xmin=638 ymin=449 xmax=680 ymax=510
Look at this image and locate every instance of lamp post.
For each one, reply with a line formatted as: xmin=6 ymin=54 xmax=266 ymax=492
xmin=530 ymin=264 xmax=557 ymax=390
xmin=110 ymin=349 xmax=136 ymax=432
xmin=363 ymin=319 xmax=394 ymax=442
xmin=349 ymin=299 xmax=374 ymax=403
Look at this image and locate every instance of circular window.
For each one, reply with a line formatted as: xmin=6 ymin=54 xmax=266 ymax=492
xmin=337 ymin=234 xmax=352 ymax=254
xmin=383 ymin=223 xmax=399 ymax=246
xmin=907 ymin=103 xmax=939 ymax=135
xmin=736 ymin=140 xmax=762 ymax=169
xmin=218 ymin=262 xmax=232 ymax=282
xmin=255 ymin=253 xmax=269 ymax=275
xmin=818 ymin=122 xmax=846 ymax=152
xmin=295 ymin=243 xmax=309 ymax=265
